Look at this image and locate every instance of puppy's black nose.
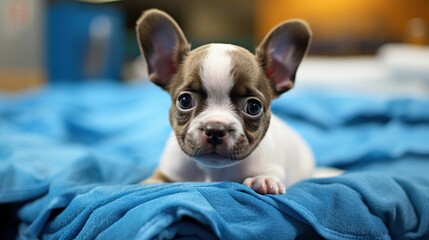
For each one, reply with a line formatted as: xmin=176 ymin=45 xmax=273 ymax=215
xmin=204 ymin=123 xmax=227 ymax=147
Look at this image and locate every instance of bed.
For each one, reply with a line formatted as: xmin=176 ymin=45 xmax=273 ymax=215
xmin=1 ymin=44 xmax=429 ymax=239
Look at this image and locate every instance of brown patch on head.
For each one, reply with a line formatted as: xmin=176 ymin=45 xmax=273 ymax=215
xmin=167 ymin=45 xmax=209 ymax=95
xmin=229 ymin=47 xmax=276 ymax=106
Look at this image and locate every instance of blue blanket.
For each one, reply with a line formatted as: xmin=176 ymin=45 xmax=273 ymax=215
xmin=1 ymin=81 xmax=429 ymax=239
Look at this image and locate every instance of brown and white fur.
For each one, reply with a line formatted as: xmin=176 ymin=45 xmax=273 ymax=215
xmin=137 ymin=9 xmax=314 ymax=195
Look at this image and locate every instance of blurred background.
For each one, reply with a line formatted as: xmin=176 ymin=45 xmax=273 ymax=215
xmin=0 ymin=0 xmax=428 ymax=92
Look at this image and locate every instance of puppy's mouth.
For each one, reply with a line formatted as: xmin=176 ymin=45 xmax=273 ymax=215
xmin=191 ymin=152 xmax=239 ymax=169
xmin=179 ymin=122 xmax=252 ymax=168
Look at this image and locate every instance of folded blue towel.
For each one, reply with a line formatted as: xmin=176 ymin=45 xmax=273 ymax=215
xmin=16 ymin=157 xmax=429 ymax=239
xmin=1 ymin=81 xmax=429 ymax=239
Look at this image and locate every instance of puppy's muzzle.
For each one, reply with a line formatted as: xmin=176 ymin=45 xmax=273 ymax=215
xmin=203 ymin=122 xmax=227 ymax=147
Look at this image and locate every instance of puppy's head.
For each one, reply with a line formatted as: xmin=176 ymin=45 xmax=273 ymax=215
xmin=136 ymin=9 xmax=311 ymax=168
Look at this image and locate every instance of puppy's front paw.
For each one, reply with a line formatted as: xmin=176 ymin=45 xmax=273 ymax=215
xmin=243 ymin=176 xmax=285 ymax=195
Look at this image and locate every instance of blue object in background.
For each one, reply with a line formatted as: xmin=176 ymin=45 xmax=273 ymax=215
xmin=45 ymin=2 xmax=124 ymax=81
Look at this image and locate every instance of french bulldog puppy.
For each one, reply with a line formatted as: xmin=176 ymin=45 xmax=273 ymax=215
xmin=137 ymin=9 xmax=314 ymax=194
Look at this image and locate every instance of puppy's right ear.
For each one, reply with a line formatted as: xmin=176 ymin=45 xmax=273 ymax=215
xmin=136 ymin=9 xmax=190 ymax=90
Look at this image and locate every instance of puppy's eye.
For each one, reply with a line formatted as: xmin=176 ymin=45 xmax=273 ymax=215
xmin=178 ymin=93 xmax=194 ymax=110
xmin=243 ymin=99 xmax=262 ymax=116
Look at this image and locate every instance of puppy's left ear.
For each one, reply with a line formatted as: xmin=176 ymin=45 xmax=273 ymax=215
xmin=256 ymin=20 xmax=311 ymax=95
xmin=136 ymin=9 xmax=190 ymax=90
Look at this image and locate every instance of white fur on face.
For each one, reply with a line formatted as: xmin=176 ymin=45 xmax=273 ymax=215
xmin=200 ymin=44 xmax=237 ymax=107
xmin=186 ymin=44 xmax=244 ymax=155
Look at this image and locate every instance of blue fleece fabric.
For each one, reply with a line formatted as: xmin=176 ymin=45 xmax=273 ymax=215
xmin=1 ymin=81 xmax=429 ymax=239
